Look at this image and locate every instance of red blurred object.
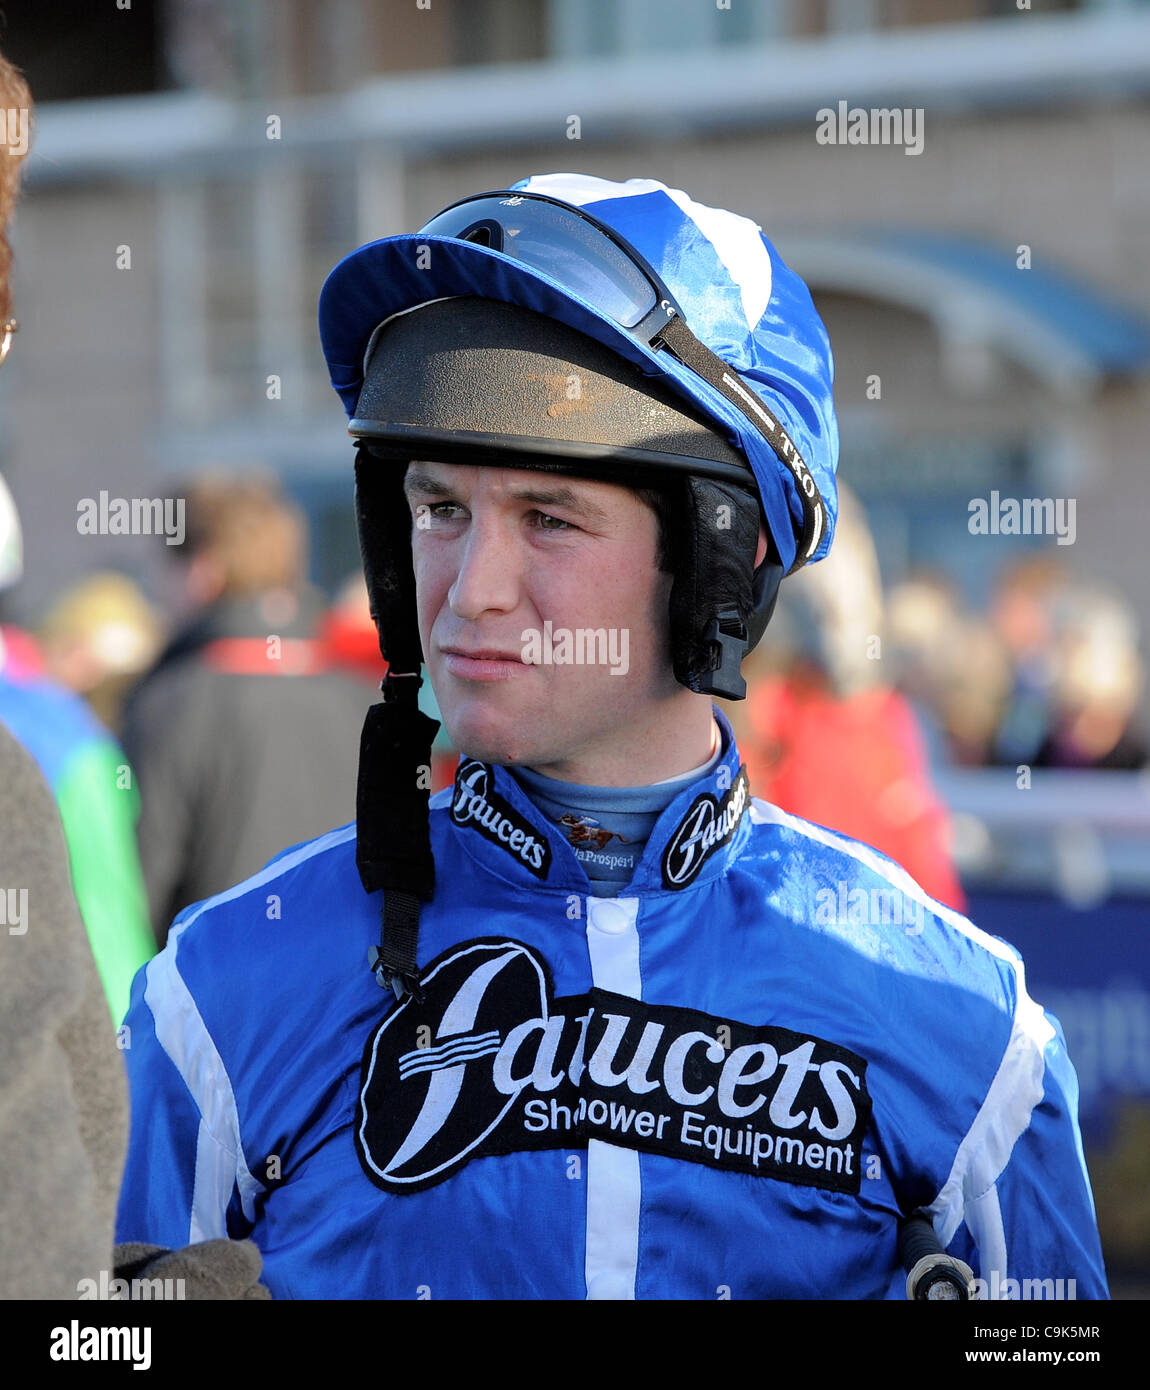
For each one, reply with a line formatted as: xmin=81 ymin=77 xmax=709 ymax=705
xmin=431 ymin=750 xmax=456 ymax=794
xmin=203 ymin=636 xmax=329 ymax=676
xmin=744 ymin=670 xmax=966 ymax=913
xmin=0 ymin=623 xmax=43 ymax=679
xmin=318 ymin=609 xmax=387 ymax=682
xmin=318 ymin=577 xmax=388 ymax=685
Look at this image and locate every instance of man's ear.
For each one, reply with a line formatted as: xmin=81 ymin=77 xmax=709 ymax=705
xmin=754 ymin=522 xmax=768 ymax=570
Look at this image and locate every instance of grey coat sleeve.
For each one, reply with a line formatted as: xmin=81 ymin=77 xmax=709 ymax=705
xmin=0 ymin=721 xmax=128 ymax=1299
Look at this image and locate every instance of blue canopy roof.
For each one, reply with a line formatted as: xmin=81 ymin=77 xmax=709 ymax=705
xmin=776 ymin=227 xmax=1150 ymax=392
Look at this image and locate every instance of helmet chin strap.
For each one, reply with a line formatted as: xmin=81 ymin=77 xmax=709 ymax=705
xmin=357 ymin=671 xmax=440 ymax=1003
xmin=353 ymin=449 xmax=440 ymax=1002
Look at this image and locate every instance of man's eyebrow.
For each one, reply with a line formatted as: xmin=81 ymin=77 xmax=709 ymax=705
xmin=506 ymin=483 xmax=612 ymax=526
xmin=402 ymin=464 xmax=613 ymax=525
xmin=402 ymin=464 xmax=454 ymax=498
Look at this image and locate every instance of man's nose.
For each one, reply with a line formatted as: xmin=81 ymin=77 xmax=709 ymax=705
xmin=448 ymin=515 xmax=520 ymax=620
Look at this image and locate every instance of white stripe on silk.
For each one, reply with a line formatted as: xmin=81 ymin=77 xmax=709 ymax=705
xmin=583 ymin=894 xmax=643 ymax=1301
xmin=145 ymin=823 xmax=359 ymax=1243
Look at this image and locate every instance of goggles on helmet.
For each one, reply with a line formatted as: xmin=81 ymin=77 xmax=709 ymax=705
xmin=419 ymin=191 xmax=682 ymax=341
xmin=414 ymin=189 xmax=827 ymax=572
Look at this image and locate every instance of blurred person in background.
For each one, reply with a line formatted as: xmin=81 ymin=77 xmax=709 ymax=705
xmin=870 ymin=569 xmax=956 ymax=766
xmin=1035 ymin=586 xmax=1147 ymax=771
xmin=942 ymin=616 xmax=1016 ymax=768
xmin=0 ymin=476 xmax=156 ymax=1024
xmin=886 ymin=573 xmax=1013 ymax=768
xmin=121 ymin=473 xmax=378 ymax=942
xmin=35 ymin=570 xmax=162 ymax=733
xmin=732 ymin=485 xmax=965 ymax=910
xmin=988 ymin=554 xmax=1068 ymax=767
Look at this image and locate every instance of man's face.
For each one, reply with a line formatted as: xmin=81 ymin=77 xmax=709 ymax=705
xmin=403 ymin=460 xmax=680 ymax=777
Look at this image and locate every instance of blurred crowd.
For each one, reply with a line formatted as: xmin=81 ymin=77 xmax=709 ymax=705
xmin=726 ymin=485 xmax=1147 ymax=910
xmin=888 ymin=555 xmax=1147 ymax=774
xmin=1 ymin=473 xmax=386 ymax=742
xmin=736 ymin=489 xmax=1147 ymax=782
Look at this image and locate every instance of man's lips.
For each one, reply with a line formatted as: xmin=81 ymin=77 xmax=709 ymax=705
xmin=439 ymin=646 xmax=530 ymax=681
xmin=441 ymin=647 xmax=523 ymax=661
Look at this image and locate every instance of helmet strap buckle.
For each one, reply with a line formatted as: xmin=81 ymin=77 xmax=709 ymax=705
xmin=368 ymin=946 xmax=424 ymax=1003
xmin=381 ymin=668 xmax=422 ymax=705
xmin=698 ymin=606 xmax=748 ymax=701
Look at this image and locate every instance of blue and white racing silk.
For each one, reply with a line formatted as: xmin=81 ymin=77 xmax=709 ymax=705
xmin=116 ymin=709 xmax=1107 ymax=1300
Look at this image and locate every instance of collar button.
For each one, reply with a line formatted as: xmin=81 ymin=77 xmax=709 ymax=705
xmin=589 ymin=900 xmax=631 ymax=935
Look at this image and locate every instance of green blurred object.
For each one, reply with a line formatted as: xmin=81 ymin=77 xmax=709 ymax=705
xmin=55 ymin=742 xmax=155 ymax=1026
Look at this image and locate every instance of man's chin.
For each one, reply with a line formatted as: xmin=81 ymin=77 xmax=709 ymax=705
xmin=453 ymin=735 xmax=536 ymax=769
xmin=440 ymin=706 xmax=537 ymax=769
